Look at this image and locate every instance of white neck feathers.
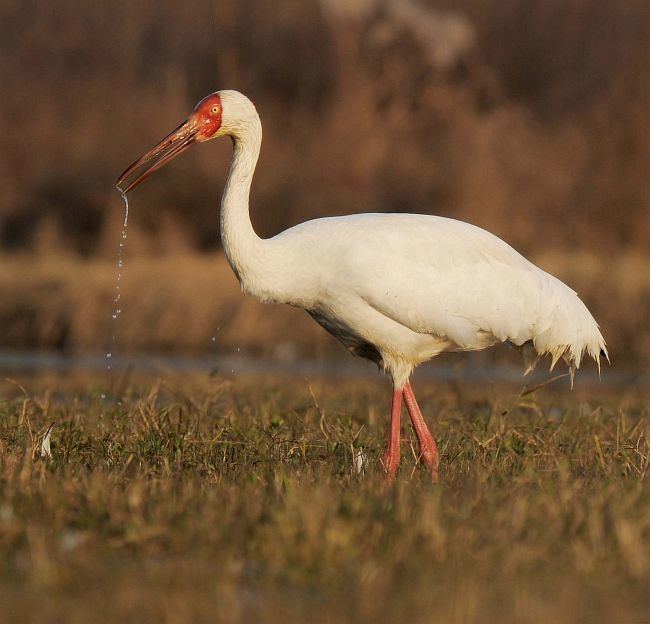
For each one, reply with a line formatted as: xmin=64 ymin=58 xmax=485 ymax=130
xmin=218 ymin=92 xmax=292 ymax=304
xmin=220 ymin=105 xmax=263 ymax=283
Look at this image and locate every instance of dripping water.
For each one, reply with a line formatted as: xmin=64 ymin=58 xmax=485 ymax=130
xmin=102 ymin=191 xmax=129 ymax=399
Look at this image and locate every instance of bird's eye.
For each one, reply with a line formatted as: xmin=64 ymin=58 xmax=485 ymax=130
xmin=211 ymin=105 xmax=220 ymax=115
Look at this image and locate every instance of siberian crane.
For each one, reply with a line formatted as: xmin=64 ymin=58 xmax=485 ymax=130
xmin=117 ymin=90 xmax=607 ymax=481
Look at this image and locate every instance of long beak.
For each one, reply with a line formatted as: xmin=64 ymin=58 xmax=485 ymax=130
xmin=116 ymin=117 xmax=200 ymax=193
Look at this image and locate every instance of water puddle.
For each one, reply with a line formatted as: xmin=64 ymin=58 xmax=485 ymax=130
xmin=0 ymin=349 xmax=644 ymax=389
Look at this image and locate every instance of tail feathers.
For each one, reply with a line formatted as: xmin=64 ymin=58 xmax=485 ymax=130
xmin=522 ymin=339 xmax=607 ymax=388
xmin=525 ymin=276 xmax=608 ymax=387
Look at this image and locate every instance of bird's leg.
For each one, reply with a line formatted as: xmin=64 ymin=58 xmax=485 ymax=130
xmin=402 ymin=382 xmax=439 ymax=481
xmin=380 ymin=387 xmax=403 ymax=480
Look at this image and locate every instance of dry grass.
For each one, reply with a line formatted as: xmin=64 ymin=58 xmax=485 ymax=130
xmin=0 ymin=374 xmax=648 ymax=623
xmin=0 ymin=253 xmax=319 ymax=357
xmin=0 ymin=250 xmax=649 ymax=367
xmin=1 ymin=0 xmax=649 ymax=256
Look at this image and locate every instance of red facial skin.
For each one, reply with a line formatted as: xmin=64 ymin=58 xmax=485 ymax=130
xmin=193 ymin=93 xmax=223 ymax=139
xmin=116 ymin=93 xmax=223 ymax=192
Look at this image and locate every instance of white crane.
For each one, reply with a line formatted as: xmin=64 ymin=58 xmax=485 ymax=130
xmin=117 ymin=90 xmax=607 ymax=481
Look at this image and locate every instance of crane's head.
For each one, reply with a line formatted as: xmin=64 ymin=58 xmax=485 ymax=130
xmin=116 ymin=90 xmax=256 ymax=193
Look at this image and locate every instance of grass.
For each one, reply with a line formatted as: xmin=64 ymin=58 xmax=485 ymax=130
xmin=1 ymin=249 xmax=649 ymax=368
xmin=0 ymin=374 xmax=648 ymax=623
xmin=3 ymin=1 xmax=650 ymax=257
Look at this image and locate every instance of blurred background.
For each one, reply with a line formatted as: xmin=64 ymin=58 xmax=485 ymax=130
xmin=0 ymin=0 xmax=648 ymax=370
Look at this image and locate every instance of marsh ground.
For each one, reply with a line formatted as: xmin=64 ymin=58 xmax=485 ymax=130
xmin=0 ymin=373 xmax=647 ymax=623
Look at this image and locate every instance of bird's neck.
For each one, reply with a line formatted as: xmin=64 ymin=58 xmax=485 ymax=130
xmin=220 ymin=113 xmax=289 ymax=303
xmin=220 ymin=115 xmax=265 ymax=284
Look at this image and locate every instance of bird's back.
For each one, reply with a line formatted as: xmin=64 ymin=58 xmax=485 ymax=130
xmin=272 ymin=213 xmax=606 ymax=374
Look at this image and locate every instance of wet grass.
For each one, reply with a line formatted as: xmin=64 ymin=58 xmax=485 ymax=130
xmin=0 ymin=375 xmax=648 ymax=623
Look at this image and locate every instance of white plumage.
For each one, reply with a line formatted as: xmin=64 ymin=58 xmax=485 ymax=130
xmin=118 ymin=89 xmax=607 ymax=480
xmin=271 ymin=212 xmax=606 ymax=387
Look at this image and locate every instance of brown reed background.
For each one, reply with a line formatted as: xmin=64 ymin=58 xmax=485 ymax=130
xmin=1 ymin=0 xmax=649 ymax=366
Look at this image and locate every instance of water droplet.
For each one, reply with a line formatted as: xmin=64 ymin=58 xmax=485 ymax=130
xmin=107 ymin=191 xmax=129 ymax=375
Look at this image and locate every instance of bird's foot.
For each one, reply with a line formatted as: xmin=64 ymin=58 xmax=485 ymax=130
xmin=418 ymin=444 xmax=440 ymax=483
xmin=380 ymin=447 xmax=401 ymax=482
xmin=402 ymin=382 xmax=440 ymax=483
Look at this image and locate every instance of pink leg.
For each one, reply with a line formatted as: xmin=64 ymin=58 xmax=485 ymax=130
xmin=403 ymin=382 xmax=440 ymax=481
xmin=380 ymin=387 xmax=403 ymax=479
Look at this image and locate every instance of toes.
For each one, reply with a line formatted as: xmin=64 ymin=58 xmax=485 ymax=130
xmin=380 ymin=453 xmax=400 ymax=479
xmin=419 ymin=444 xmax=440 ymax=475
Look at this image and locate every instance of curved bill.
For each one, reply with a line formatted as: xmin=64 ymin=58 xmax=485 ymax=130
xmin=116 ymin=117 xmax=200 ymax=193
